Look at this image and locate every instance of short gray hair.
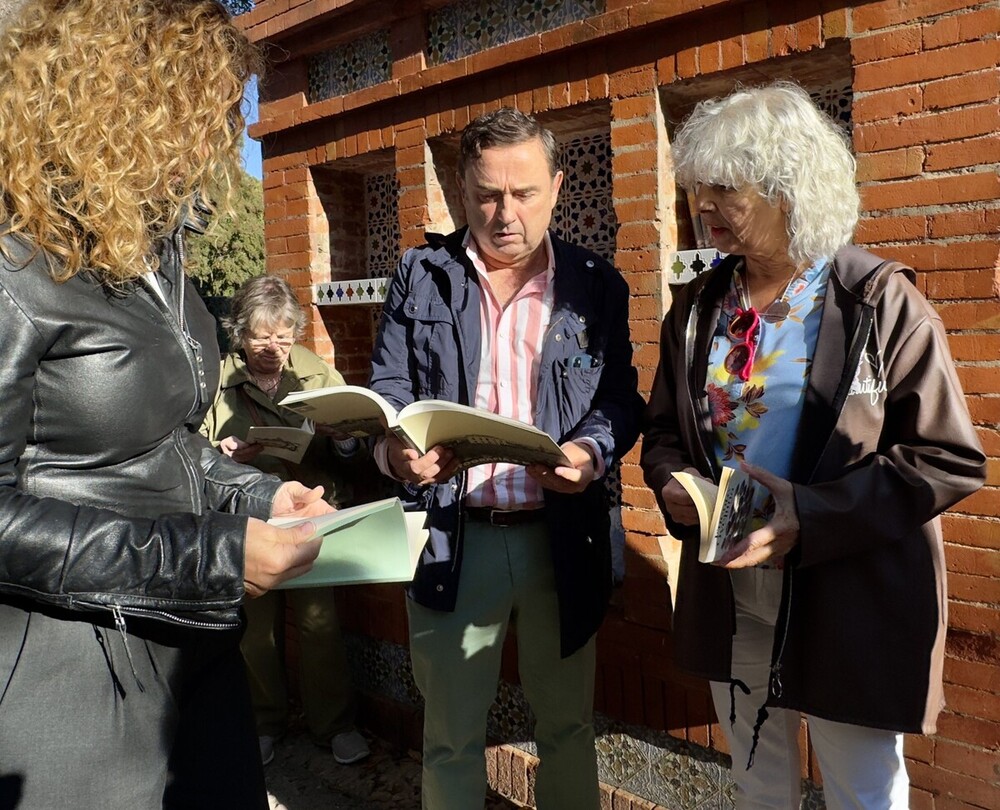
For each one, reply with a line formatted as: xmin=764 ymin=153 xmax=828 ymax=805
xmin=459 ymin=108 xmax=560 ymax=177
xmin=223 ymin=275 xmax=307 ymax=345
xmin=672 ymin=81 xmax=860 ymax=266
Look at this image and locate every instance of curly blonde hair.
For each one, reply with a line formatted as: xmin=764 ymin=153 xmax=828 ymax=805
xmin=0 ymin=0 xmax=262 ymax=283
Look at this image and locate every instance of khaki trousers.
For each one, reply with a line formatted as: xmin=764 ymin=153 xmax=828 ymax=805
xmin=241 ymin=586 xmax=355 ymax=744
xmin=407 ymin=519 xmax=600 ymax=810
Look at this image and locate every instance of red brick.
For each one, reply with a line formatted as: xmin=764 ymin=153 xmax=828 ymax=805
xmin=934 ymin=738 xmax=1000 ymax=784
xmin=907 ymin=759 xmax=999 ymax=809
xmin=853 ymin=40 xmax=999 ymax=92
xmin=855 ymin=104 xmax=998 ymax=152
xmin=881 ymin=241 xmax=999 ymax=271
xmin=611 ymin=120 xmax=658 ymax=149
xmin=956 ymin=366 xmax=1000 ymax=395
xmin=929 ymin=207 xmax=1000 ymax=240
xmin=924 ymin=70 xmax=1000 ymax=110
xmin=937 ymin=301 xmax=1000 ymax=329
xmin=925 ymin=133 xmax=1000 ymax=171
xmin=851 ymin=85 xmax=923 ymax=122
xmin=947 ymin=545 xmax=1000 ymax=576
xmin=852 ymin=27 xmax=923 ymax=63
xmin=860 ymin=172 xmax=1000 ymax=210
xmin=855 ymin=214 xmax=927 ymax=244
xmin=922 ymin=6 xmax=1000 ymax=50
xmin=852 ymin=0 xmax=984 ymax=34
xmin=949 ymin=332 xmax=1000 ymax=362
xmin=944 ymin=656 xmax=1000 ymax=692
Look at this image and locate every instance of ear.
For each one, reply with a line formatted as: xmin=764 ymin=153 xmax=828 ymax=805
xmin=550 ymin=169 xmax=564 ymax=200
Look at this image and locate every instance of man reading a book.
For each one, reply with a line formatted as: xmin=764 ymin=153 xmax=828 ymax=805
xmin=369 ymin=108 xmax=644 ymax=810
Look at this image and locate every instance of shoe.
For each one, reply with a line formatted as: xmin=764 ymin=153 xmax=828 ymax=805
xmin=267 ymin=793 xmax=288 ymax=810
xmin=258 ymin=735 xmax=275 ymax=767
xmin=330 ymin=729 xmax=370 ymax=764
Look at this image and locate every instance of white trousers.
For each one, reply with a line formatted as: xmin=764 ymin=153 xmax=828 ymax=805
xmin=709 ymin=568 xmax=910 ymax=810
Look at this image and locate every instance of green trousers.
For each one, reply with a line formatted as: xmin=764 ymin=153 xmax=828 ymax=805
xmin=408 ymin=520 xmax=600 ymax=810
xmin=241 ymin=587 xmax=355 ymax=744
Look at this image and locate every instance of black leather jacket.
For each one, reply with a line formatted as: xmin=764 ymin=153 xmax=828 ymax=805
xmin=0 ymin=228 xmax=281 ymax=630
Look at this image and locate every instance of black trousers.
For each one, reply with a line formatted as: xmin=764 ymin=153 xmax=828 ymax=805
xmin=0 ymin=602 xmax=267 ymax=810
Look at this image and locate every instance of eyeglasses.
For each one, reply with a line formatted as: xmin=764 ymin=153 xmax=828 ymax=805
xmin=247 ymin=333 xmax=295 ymax=349
xmin=724 ymin=307 xmax=760 ymax=382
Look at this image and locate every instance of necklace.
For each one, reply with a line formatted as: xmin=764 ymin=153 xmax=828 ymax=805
xmin=251 ymin=370 xmax=283 ymax=398
xmin=736 ymin=262 xmax=801 ymax=323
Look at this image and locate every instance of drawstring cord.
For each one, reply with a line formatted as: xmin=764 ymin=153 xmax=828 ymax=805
xmin=747 ymin=704 xmax=770 ymax=769
xmin=728 ymin=678 xmax=750 ymax=727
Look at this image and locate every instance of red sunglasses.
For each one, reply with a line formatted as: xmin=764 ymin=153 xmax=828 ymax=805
xmin=725 ymin=307 xmax=760 ymax=382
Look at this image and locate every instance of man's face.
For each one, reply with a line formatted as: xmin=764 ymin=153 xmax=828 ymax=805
xmin=459 ymin=137 xmax=563 ymax=271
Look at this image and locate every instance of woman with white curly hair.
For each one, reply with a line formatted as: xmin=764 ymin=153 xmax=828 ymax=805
xmin=642 ymin=82 xmax=984 ymax=808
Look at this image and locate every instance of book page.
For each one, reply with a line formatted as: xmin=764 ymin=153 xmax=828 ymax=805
xmin=271 ymin=497 xmax=429 ymax=588
xmin=670 ymin=471 xmax=719 ymax=561
xmin=278 ymin=385 xmax=398 ymax=439
xmin=396 ymin=400 xmax=570 ymax=468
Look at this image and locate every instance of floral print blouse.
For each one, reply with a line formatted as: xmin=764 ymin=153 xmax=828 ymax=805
xmin=706 ymin=258 xmax=830 ymax=559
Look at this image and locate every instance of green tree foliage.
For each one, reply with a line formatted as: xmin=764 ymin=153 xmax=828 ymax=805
xmin=187 ymin=171 xmax=265 ymax=298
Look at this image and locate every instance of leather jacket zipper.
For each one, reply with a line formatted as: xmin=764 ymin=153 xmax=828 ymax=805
xmin=684 ymin=295 xmax=716 ymax=476
xmin=112 ymin=605 xmax=146 ymax=692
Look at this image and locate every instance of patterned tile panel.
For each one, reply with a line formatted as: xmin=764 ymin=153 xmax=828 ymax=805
xmin=427 ymin=0 xmax=606 ymax=66
xmin=314 ymin=277 xmax=389 ymax=306
xmin=810 ymin=83 xmax=853 ymax=132
xmin=307 ymin=29 xmax=392 ymax=104
xmin=365 ymin=171 xmax=401 ymax=279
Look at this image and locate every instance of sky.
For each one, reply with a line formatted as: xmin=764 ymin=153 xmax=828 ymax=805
xmin=242 ymin=77 xmax=263 ymax=179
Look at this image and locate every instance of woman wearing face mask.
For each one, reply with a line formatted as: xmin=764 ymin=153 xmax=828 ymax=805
xmin=641 ymin=82 xmax=984 ymax=809
xmin=0 ymin=3 xmax=330 ymax=808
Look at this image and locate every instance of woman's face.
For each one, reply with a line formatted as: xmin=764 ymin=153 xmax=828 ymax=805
xmin=242 ymin=320 xmax=295 ymax=377
xmin=695 ymin=183 xmax=790 ymax=268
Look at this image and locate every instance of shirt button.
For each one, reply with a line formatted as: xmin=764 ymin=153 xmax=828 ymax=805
xmin=586 ymin=260 xmax=595 ymax=268
xmin=435 ymin=584 xmax=444 ymax=592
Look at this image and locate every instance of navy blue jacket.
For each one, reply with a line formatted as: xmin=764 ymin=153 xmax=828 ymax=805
xmin=370 ymin=228 xmax=643 ymax=656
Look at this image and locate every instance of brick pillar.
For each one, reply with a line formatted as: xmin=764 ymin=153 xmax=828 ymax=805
xmin=609 ymin=68 xmax=673 ymax=633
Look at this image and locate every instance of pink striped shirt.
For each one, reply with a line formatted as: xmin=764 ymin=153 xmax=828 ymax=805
xmin=465 ymin=232 xmax=554 ymax=509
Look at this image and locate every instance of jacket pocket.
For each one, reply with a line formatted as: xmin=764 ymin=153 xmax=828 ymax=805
xmin=401 ymin=292 xmax=456 ymax=400
xmin=553 ymin=359 xmax=604 ymax=433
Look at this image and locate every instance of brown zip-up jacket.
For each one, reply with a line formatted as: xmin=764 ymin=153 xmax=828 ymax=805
xmin=641 ymin=246 xmax=985 ymax=733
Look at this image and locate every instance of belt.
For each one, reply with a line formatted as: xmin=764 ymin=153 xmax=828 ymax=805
xmin=464 ymin=506 xmax=547 ymax=527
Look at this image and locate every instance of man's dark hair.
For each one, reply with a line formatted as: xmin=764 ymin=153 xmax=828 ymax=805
xmin=458 ymin=107 xmax=560 ymax=177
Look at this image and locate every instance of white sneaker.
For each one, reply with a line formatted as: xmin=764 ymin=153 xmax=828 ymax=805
xmin=258 ymin=735 xmax=275 ymax=766
xmin=330 ymin=729 xmax=370 ymax=764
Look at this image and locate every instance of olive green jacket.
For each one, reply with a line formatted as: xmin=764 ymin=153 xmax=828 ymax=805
xmin=201 ymin=344 xmax=361 ymax=506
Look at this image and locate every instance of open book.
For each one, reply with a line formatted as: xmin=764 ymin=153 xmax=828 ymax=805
xmin=279 ymin=385 xmax=571 ymax=470
xmin=247 ymin=420 xmax=314 ymax=464
xmin=671 ymin=467 xmax=758 ymax=563
xmin=270 ymin=497 xmax=428 ymax=588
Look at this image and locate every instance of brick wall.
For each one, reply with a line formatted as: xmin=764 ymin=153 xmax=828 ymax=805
xmin=241 ymin=1 xmax=999 ymax=807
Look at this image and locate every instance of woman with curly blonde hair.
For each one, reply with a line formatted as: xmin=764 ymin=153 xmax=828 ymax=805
xmin=0 ymin=3 xmax=330 ymax=808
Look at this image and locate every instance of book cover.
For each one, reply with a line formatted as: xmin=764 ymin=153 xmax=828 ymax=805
xmin=279 ymin=386 xmax=570 ymax=470
xmin=671 ymin=467 xmax=757 ymax=563
xmin=270 ymin=497 xmax=428 ymax=588
xmin=247 ymin=420 xmax=314 ymax=464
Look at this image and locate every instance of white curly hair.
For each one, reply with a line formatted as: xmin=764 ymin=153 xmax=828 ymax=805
xmin=672 ymin=81 xmax=860 ymax=266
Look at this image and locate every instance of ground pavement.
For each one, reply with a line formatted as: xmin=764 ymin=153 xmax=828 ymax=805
xmin=264 ymin=730 xmax=522 ymax=810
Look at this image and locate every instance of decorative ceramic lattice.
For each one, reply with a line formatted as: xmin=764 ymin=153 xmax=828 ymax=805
xmin=365 ymin=171 xmax=401 ymax=279
xmin=307 ymin=29 xmax=392 ymax=103
xmin=427 ymin=0 xmax=605 ymax=66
